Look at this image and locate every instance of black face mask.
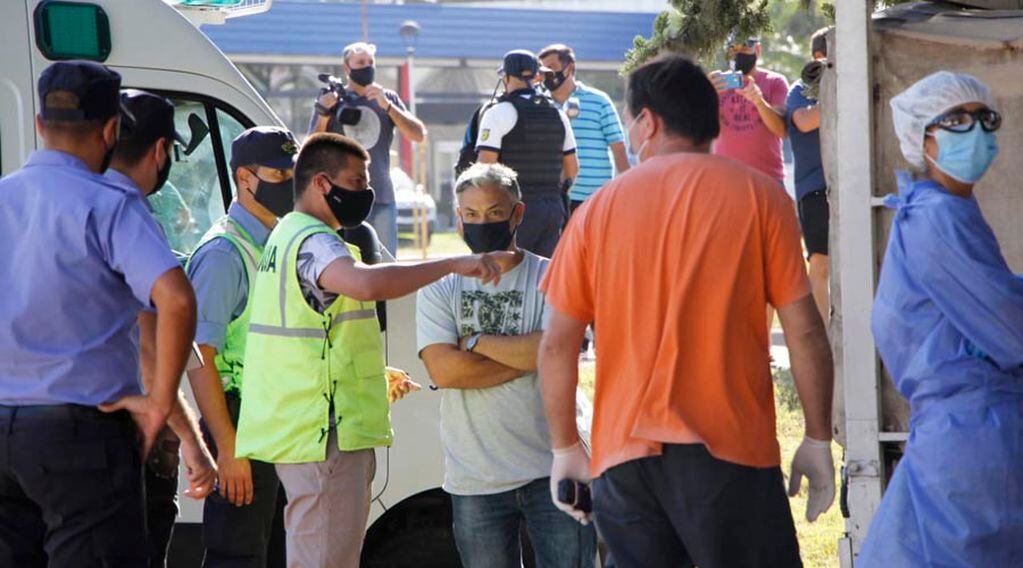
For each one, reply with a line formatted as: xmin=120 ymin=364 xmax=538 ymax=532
xmin=151 ymin=150 xmax=173 ymax=195
xmin=251 ymin=178 xmax=295 ymax=218
xmin=734 ymin=52 xmax=757 ymax=75
xmin=326 ymin=182 xmax=375 ymax=228
xmin=348 ymin=66 xmax=375 ymax=87
xmin=544 ymin=71 xmax=567 ymax=92
xmin=462 ymin=218 xmax=516 ymax=254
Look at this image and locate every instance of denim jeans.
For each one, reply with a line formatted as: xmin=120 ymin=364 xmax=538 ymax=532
xmin=450 ymin=477 xmax=597 ymax=568
xmin=367 ymin=202 xmax=398 ymax=257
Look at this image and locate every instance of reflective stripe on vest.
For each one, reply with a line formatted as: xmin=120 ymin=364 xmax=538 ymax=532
xmin=236 ymin=211 xmax=393 ymax=464
xmin=499 ymin=90 xmax=565 ymax=197
xmin=186 ymin=215 xmax=261 ymax=393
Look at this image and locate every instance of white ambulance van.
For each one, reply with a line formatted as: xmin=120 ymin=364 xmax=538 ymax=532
xmin=0 ymin=1 xmax=456 ymax=565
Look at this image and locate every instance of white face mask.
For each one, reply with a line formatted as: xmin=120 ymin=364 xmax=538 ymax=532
xmin=626 ymin=111 xmax=650 ymax=164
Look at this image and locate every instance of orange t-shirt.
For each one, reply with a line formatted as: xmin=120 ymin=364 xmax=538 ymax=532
xmin=540 ymin=152 xmax=810 ymax=477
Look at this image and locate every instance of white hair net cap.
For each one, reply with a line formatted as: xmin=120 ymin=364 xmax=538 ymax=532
xmin=890 ymin=71 xmax=996 ymax=170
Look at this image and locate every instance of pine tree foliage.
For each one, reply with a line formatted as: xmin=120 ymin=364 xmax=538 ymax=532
xmin=622 ymin=0 xmax=772 ymax=73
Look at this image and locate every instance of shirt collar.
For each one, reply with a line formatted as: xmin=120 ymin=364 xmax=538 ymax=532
xmin=25 ymin=149 xmax=96 ymax=173
xmin=228 ymin=202 xmax=271 ymax=246
xmin=103 ymin=169 xmax=157 ymax=213
xmin=104 ymin=168 xmax=143 ymax=196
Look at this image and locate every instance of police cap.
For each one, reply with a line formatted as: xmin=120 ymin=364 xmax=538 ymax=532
xmin=119 ymin=89 xmax=185 ymax=148
xmin=498 ymin=50 xmax=552 ymax=79
xmin=230 ymin=127 xmax=298 ymax=172
xmin=38 ymin=60 xmax=131 ymax=124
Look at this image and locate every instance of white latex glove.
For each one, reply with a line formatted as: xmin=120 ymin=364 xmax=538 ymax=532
xmin=550 ymin=442 xmax=592 ymax=525
xmin=788 ymin=436 xmax=835 ymax=522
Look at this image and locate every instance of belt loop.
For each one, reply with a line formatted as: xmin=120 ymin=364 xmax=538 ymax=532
xmin=6 ymin=407 xmax=16 ymax=434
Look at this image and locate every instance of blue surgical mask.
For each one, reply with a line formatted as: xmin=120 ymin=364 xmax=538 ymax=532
xmin=626 ymin=112 xmax=649 ymax=163
xmin=926 ymin=127 xmax=999 ymax=184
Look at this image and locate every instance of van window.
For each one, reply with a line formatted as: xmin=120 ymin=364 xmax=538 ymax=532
xmin=143 ymin=93 xmax=254 ymax=255
xmin=154 ymin=99 xmax=221 ymax=254
xmin=217 ymin=109 xmax=247 ymax=197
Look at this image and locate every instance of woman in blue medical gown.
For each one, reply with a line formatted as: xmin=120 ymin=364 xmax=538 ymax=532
xmin=858 ymin=72 xmax=1023 ymax=566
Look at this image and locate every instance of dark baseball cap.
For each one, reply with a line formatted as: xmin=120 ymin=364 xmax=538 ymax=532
xmin=38 ymin=60 xmax=132 ymax=123
xmin=498 ymin=50 xmax=552 ymax=79
xmin=230 ymin=127 xmax=298 ymax=172
xmin=119 ymin=89 xmax=185 ymax=147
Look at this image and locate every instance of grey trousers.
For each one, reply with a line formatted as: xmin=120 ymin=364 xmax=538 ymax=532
xmin=274 ymin=430 xmax=376 ymax=568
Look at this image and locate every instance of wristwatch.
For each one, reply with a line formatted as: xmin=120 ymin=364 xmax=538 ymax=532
xmin=465 ymin=333 xmax=483 ymax=353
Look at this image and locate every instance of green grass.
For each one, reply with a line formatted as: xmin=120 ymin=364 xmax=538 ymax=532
xmin=397 ymin=231 xmax=468 ymax=260
xmin=577 ymin=363 xmax=843 ymax=567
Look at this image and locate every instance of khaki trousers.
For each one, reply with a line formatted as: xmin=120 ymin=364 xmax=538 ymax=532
xmin=275 ymin=430 xmax=376 ymax=568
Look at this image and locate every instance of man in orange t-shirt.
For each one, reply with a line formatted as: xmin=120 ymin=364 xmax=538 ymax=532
xmin=538 ymin=55 xmax=836 ymax=568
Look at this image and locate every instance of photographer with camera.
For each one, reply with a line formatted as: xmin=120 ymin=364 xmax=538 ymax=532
xmin=786 ymin=28 xmax=830 ymax=323
xmin=708 ymin=37 xmax=789 ymax=186
xmin=309 ymin=41 xmax=426 ymax=255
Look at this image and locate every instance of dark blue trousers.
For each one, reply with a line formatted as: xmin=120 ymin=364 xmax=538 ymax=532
xmin=518 ymin=195 xmax=568 ymax=258
xmin=0 ymin=405 xmax=148 ymax=568
xmin=200 ymin=393 xmax=286 ymax=568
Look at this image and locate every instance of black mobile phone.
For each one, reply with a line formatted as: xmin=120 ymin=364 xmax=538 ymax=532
xmin=557 ymin=479 xmax=592 ymax=513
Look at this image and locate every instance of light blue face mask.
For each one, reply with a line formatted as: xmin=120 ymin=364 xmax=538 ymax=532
xmin=926 ymin=126 xmax=999 ymax=184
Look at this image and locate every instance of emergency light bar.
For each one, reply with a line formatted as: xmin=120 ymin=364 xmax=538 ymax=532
xmin=165 ymin=0 xmax=273 ymax=26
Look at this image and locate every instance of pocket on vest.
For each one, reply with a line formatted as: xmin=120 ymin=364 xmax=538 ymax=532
xmin=350 ymin=350 xmax=391 ymax=437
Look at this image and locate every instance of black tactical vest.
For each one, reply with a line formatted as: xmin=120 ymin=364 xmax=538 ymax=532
xmin=498 ymin=89 xmax=565 ymax=198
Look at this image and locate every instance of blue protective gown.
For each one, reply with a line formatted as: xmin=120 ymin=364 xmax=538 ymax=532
xmin=858 ymin=173 xmax=1023 ymax=567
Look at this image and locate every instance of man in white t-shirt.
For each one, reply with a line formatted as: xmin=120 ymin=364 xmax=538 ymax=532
xmin=475 ymin=50 xmax=578 ymax=258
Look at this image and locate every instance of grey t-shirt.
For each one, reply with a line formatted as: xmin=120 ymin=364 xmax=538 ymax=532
xmin=416 ymin=251 xmax=555 ymax=496
xmin=296 ymin=233 xmax=352 ymax=313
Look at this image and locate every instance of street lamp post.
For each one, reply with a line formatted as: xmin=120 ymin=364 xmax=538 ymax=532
xmin=399 ymin=20 xmax=427 ymax=256
xmin=399 ymin=20 xmax=420 ymax=116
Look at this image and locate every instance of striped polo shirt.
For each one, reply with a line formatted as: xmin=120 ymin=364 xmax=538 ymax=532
xmin=563 ymin=81 xmax=625 ymax=202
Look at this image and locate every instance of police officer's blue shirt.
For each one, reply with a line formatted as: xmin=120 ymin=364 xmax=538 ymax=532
xmin=0 ymin=150 xmax=180 ymax=406
xmin=105 ymin=168 xmax=163 ymax=321
xmin=785 ymin=81 xmax=827 ymax=201
xmin=186 ymin=202 xmax=270 ymax=352
xmin=105 ymin=168 xmax=156 ymax=216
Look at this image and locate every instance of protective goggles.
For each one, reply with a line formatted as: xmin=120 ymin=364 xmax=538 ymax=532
xmin=927 ymin=108 xmax=1002 ymax=133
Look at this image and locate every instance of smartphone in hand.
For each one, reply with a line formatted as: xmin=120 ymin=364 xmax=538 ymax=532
xmin=557 ymin=478 xmax=593 ymax=513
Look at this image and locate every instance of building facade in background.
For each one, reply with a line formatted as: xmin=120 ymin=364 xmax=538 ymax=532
xmin=203 ymin=2 xmax=656 ymax=230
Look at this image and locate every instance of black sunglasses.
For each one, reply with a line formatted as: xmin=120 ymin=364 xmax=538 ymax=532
xmin=928 ymin=108 xmax=1002 ymax=133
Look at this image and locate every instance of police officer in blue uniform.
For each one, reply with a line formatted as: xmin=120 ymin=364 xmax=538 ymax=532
xmin=107 ymin=88 xmax=219 ymax=568
xmin=474 ymin=50 xmax=579 ymax=258
xmin=0 ymin=61 xmax=198 ymax=567
xmin=186 ymin=127 xmax=296 ymax=568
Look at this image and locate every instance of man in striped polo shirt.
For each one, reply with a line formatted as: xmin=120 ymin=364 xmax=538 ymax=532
xmin=540 ymin=44 xmax=630 ymax=213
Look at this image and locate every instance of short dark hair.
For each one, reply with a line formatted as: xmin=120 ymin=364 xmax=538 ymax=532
xmin=113 ymin=131 xmax=168 ymax=167
xmin=294 ymin=133 xmax=370 ymax=198
xmin=538 ymin=44 xmax=575 ymax=67
xmin=626 ymin=54 xmax=719 ymax=146
xmin=811 ymin=27 xmax=829 ymax=57
xmin=41 ymin=119 xmax=106 ymax=139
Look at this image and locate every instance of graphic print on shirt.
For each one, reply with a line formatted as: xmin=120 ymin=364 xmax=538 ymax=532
xmin=343 ymin=106 xmax=382 ymax=150
xmin=459 ymin=290 xmax=524 ymax=336
xmin=719 ymin=90 xmax=762 ymax=134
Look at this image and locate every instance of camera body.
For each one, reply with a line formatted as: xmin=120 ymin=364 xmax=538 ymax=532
xmin=317 ymin=73 xmax=362 ymax=126
xmin=722 ymin=71 xmax=745 ymax=90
